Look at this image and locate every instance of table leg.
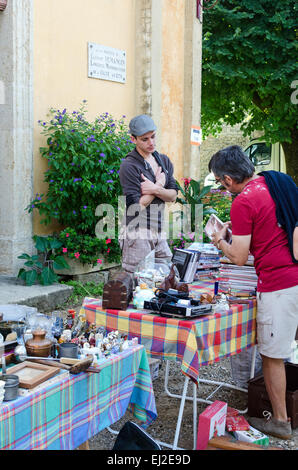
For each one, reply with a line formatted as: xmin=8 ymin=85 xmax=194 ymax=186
xmin=172 ymin=376 xmax=189 ymax=450
xmin=164 ymin=346 xmax=258 ymax=415
xmin=193 ymin=382 xmax=197 ymax=450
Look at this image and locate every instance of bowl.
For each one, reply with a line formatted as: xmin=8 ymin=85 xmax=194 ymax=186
xmin=58 ymin=342 xmax=78 ymax=359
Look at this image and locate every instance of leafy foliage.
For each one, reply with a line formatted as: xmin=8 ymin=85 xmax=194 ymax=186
xmin=169 ymin=178 xmax=216 ymax=250
xmin=201 ymin=0 xmax=298 ymax=180
xmin=55 ymin=227 xmax=120 ymax=266
xmin=27 ymin=102 xmax=134 ymax=264
xmin=18 ymin=235 xmax=70 ymax=286
xmin=175 ymin=178 xmax=215 ymax=232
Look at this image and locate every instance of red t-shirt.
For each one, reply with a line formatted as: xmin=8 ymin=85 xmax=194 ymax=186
xmin=230 ymin=176 xmax=298 ymax=292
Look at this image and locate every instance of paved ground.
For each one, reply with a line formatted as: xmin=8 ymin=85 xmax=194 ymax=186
xmin=0 ymin=275 xmax=73 ymax=312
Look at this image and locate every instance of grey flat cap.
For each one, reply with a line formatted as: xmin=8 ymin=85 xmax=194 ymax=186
xmin=129 ymin=114 xmax=157 ymax=136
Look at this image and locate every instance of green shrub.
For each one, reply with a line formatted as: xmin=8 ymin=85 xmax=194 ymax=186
xmin=26 ymin=102 xmax=134 ymax=265
xmin=18 ymin=235 xmax=70 ymax=286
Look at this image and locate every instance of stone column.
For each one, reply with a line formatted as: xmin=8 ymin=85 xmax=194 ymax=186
xmin=182 ymin=0 xmax=203 ymax=180
xmin=0 ymin=0 xmax=34 ymax=275
xmin=134 ymin=0 xmax=153 ymax=116
xmin=135 ymin=0 xmax=203 ymax=181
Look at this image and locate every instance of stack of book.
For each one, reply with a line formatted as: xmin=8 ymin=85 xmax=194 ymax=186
xmin=188 ymin=242 xmax=221 ymax=275
xmin=217 ymin=263 xmax=258 ymax=294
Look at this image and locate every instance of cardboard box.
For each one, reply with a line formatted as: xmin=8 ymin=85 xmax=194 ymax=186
xmin=226 ymin=415 xmax=250 ymax=432
xmin=147 ymin=358 xmax=160 ymax=381
xmin=232 ymin=425 xmax=269 ymax=446
xmin=196 ymin=401 xmax=227 ymax=450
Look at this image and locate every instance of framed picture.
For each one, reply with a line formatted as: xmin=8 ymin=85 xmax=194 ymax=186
xmin=7 ymin=361 xmax=60 ymax=389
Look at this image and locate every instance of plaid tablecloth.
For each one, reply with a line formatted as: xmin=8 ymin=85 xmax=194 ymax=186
xmin=81 ymin=279 xmax=257 ymax=385
xmin=0 ymin=345 xmax=157 ymax=450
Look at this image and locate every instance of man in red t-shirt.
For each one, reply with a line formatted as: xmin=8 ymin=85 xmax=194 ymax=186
xmin=208 ymin=145 xmax=298 ymax=440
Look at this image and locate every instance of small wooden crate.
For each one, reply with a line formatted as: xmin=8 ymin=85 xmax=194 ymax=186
xmin=102 ymin=272 xmax=133 ymax=311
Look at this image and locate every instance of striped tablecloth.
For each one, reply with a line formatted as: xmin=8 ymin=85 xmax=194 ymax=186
xmin=0 ymin=345 xmax=157 ymax=450
xmin=81 ymin=279 xmax=257 ymax=385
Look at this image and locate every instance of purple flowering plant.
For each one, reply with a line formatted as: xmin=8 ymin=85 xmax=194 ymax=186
xmin=27 ymin=102 xmax=134 ymax=265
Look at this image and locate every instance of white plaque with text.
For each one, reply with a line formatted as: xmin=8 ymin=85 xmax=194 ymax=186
xmin=88 ymin=42 xmax=126 ymax=84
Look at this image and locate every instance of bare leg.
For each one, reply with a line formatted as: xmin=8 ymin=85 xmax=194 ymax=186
xmin=261 ymin=354 xmax=288 ymax=422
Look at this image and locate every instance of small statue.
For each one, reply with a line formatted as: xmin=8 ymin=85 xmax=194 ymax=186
xmin=159 ymin=264 xmax=189 ymax=293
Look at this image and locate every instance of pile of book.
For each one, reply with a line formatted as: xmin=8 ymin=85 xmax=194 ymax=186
xmin=188 ymin=242 xmax=221 ymax=276
xmin=217 ymin=262 xmax=258 ymax=294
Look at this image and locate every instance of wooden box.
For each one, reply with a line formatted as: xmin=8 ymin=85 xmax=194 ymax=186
xmin=102 ymin=272 xmax=133 ymax=311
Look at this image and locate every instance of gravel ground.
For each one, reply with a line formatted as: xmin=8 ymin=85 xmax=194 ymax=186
xmin=88 ymin=358 xmax=298 ymax=451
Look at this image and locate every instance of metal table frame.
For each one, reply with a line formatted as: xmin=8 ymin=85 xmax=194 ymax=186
xmin=163 ymin=344 xmax=257 ymax=450
xmin=108 ymin=345 xmax=257 ymax=450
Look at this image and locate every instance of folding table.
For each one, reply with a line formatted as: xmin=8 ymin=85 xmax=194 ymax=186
xmin=81 ymin=278 xmax=257 ymax=450
xmin=0 ymin=345 xmax=157 ymax=450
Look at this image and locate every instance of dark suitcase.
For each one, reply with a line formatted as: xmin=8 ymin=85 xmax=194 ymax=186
xmin=248 ymin=362 xmax=298 ymax=429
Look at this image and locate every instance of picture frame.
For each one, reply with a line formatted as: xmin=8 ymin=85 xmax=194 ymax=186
xmin=7 ymin=361 xmax=60 ymax=389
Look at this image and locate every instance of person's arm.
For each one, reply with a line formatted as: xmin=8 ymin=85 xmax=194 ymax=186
xmin=212 ymin=225 xmax=251 ymax=266
xmin=140 ymin=173 xmax=177 ymax=203
xmin=139 ymin=193 xmax=155 ymax=209
xmin=138 ymin=167 xmax=165 ymax=208
xmin=154 ymin=186 xmax=177 ymax=202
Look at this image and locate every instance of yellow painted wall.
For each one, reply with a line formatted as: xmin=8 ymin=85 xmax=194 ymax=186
xmin=33 ymin=0 xmax=136 ymax=234
xmin=160 ymin=0 xmax=185 ymax=184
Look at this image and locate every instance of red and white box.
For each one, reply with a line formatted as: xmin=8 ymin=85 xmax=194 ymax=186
xmin=196 ymin=401 xmax=227 ymax=450
xmin=226 ymin=414 xmax=250 ymax=432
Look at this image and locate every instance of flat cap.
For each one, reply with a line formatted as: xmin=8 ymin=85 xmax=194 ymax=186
xmin=129 ymin=114 xmax=157 ymax=136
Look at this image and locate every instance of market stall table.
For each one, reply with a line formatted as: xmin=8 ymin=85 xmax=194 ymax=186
xmin=0 ymin=344 xmax=157 ymax=450
xmin=80 ymin=278 xmax=257 ymax=449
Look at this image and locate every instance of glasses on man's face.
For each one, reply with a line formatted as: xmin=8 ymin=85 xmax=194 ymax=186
xmin=215 ymin=177 xmax=222 ymax=185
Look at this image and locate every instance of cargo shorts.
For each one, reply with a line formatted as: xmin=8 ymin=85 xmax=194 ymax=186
xmin=119 ymin=227 xmax=172 ymax=273
xmin=256 ymin=284 xmax=298 ymax=359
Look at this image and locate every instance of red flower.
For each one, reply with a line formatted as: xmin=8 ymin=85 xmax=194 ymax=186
xmin=182 ymin=177 xmax=191 ymax=187
xmin=106 ymin=238 xmax=111 ymax=244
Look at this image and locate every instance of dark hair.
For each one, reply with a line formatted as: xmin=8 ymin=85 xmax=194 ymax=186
xmin=208 ymin=145 xmax=255 ymax=183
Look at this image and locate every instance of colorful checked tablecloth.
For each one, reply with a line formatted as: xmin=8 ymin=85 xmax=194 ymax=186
xmin=0 ymin=345 xmax=157 ymax=450
xmin=81 ymin=278 xmax=257 ymax=386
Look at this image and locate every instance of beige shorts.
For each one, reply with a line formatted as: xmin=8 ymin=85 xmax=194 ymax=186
xmin=256 ymin=284 xmax=298 ymax=358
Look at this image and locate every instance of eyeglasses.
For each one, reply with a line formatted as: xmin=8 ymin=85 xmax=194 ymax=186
xmin=215 ymin=177 xmax=222 ymax=185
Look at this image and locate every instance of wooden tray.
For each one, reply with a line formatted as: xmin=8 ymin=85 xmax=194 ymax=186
xmin=7 ymin=361 xmax=60 ymax=389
